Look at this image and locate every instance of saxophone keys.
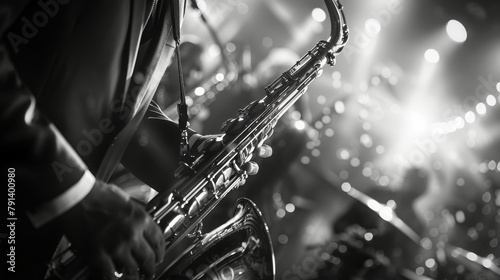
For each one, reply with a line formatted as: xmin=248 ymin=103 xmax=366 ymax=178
xmin=187 ymin=191 xmax=210 ymax=216
xmin=160 ymin=213 xmax=186 ymax=240
xmin=327 ymin=52 xmax=337 ymax=66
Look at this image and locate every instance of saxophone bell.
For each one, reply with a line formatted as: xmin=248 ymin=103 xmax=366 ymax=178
xmin=156 ymin=198 xmax=275 ymax=280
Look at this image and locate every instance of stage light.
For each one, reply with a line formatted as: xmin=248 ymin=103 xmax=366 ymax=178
xmin=487 ymin=95 xmax=497 ymax=106
xmin=424 ymin=49 xmax=440 ymax=63
xmin=311 ymin=8 xmax=326 ymax=22
xmin=365 ymin=18 xmax=381 ymax=34
xmin=371 ymin=76 xmax=381 ymax=85
xmin=331 ymin=71 xmax=341 ymax=80
xmin=262 ymin=37 xmax=273 ymax=48
xmin=185 ymin=96 xmax=193 ymax=106
xmin=415 ymin=267 xmax=425 ymax=276
xmin=236 ymin=2 xmax=249 ymax=15
xmin=379 ymin=175 xmax=389 ymax=186
xmin=215 ymin=73 xmax=225 ymax=82
xmin=388 ymin=76 xmax=398 ymax=85
xmin=362 ymin=122 xmax=371 ymax=131
xmin=343 ymin=84 xmax=353 ymax=93
xmin=325 ymin=128 xmax=335 ymax=137
xmin=381 ymin=67 xmax=392 ymax=78
xmin=311 ymin=149 xmax=321 ymax=157
xmin=364 ymin=232 xmax=373 ymax=241
xmin=334 ymin=100 xmax=345 ymax=114
xmin=425 ymin=258 xmax=436 ymax=269
xmin=294 ymin=120 xmax=306 ymax=130
xmin=375 ymin=145 xmax=385 ymax=155
xmin=362 ymin=167 xmax=372 ymax=177
xmin=350 ymin=157 xmax=360 ymax=167
xmin=408 ymin=112 xmax=428 ymax=135
xmin=360 ymin=134 xmax=373 ymax=148
xmin=455 ymin=116 xmax=465 ymax=129
xmin=446 ymin=20 xmax=467 ymax=43
xmin=225 ymin=42 xmax=236 ymax=52
xmin=285 ymin=203 xmax=296 ymax=213
xmin=338 ymin=148 xmax=350 ymax=160
xmin=367 ymin=199 xmax=382 ymax=212
xmin=466 ymin=252 xmax=478 ymax=262
xmin=290 ymin=110 xmax=302 ymax=120
xmin=482 ymin=259 xmax=493 ymax=269
xmin=455 ymin=210 xmax=466 ymax=223
xmin=332 ymin=79 xmax=342 ymax=89
xmin=317 ymin=95 xmax=326 ymax=105
xmin=276 ymin=209 xmax=286 ymax=218
xmin=341 ymin=182 xmax=352 ymax=193
xmin=194 ymin=87 xmax=205 ymax=96
xmin=465 ymin=111 xmax=476 ymax=123
xmin=476 ymin=103 xmax=486 ymax=115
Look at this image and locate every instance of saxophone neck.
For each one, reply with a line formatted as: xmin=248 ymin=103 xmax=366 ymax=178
xmin=324 ymin=0 xmax=349 ymax=60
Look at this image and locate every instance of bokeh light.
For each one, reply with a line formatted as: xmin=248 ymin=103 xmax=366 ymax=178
xmin=177 ymin=2 xmax=500 ymax=279
xmin=365 ymin=18 xmax=381 ymax=34
xmin=311 ymin=8 xmax=327 ymax=23
xmin=424 ymin=49 xmax=440 ymax=63
xmin=446 ymin=19 xmax=467 ymax=43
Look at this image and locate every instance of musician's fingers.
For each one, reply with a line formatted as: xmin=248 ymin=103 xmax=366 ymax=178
xmin=243 ymin=161 xmax=259 ymax=176
xmin=261 ymin=125 xmax=274 ymax=140
xmin=267 ymin=128 xmax=274 ymax=138
xmin=132 ymin=239 xmax=157 ymax=279
xmin=143 ymin=220 xmax=165 ymax=264
xmin=191 ymin=134 xmax=225 ymax=154
xmin=257 ymin=128 xmax=274 ymax=147
xmin=206 ymin=135 xmax=224 ymax=152
xmin=113 ymin=252 xmax=138 ymax=276
xmin=257 ymin=144 xmax=273 ymax=158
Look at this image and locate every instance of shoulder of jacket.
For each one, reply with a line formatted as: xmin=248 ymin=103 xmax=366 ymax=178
xmin=0 ymin=0 xmax=31 ymax=37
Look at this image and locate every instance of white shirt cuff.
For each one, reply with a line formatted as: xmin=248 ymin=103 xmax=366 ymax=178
xmin=27 ymin=170 xmax=96 ymax=228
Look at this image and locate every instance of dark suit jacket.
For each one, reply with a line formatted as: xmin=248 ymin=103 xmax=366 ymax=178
xmin=1 ymin=0 xmax=186 ymax=212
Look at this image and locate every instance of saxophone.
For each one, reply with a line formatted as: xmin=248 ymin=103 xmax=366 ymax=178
xmin=46 ymin=1 xmax=348 ymax=279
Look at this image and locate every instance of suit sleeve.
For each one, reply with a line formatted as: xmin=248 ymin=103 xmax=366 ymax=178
xmin=0 ymin=43 xmax=93 ymax=227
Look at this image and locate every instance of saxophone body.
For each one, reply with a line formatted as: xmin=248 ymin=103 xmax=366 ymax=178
xmin=46 ymin=1 xmax=348 ymax=279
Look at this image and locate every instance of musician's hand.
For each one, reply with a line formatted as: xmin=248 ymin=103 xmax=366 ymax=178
xmin=189 ymin=133 xmax=225 ymax=156
xmin=190 ymin=133 xmax=273 ymax=160
xmin=56 ymin=181 xmax=164 ymax=280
